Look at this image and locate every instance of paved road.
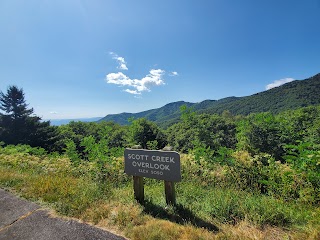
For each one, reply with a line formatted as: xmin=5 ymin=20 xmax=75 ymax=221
xmin=0 ymin=189 xmax=127 ymax=240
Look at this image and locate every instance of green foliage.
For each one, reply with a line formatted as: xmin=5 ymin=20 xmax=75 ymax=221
xmin=179 ymin=104 xmax=196 ymax=122
xmin=191 ymin=139 xmax=215 ymax=164
xmin=197 ymin=113 xmax=237 ymax=150
xmin=79 ymin=134 xmax=125 ymax=183
xmin=285 ymin=142 xmax=320 ymax=172
xmin=166 ymin=106 xmax=198 ymax=152
xmin=65 ymin=139 xmax=80 ymax=165
xmin=55 ymin=121 xmax=128 ymax=154
xmin=0 ymin=144 xmax=47 ymax=157
xmin=129 ymin=118 xmax=166 ymax=149
xmin=277 ymin=106 xmax=320 ymax=144
xmin=54 ymin=121 xmax=98 ymax=153
xmin=0 ymin=85 xmax=57 ymax=150
xmin=206 ymin=188 xmax=307 ymax=227
xmin=167 ymin=106 xmax=237 ymax=153
xmin=0 ymin=85 xmax=33 ymax=118
xmin=284 ymin=142 xmax=320 ymax=203
xmin=146 ymin=140 xmax=158 ymax=150
xmin=220 ymin=150 xmax=320 ymax=204
xmin=236 ymin=112 xmax=285 ymax=159
xmin=236 ymin=106 xmax=320 ymax=161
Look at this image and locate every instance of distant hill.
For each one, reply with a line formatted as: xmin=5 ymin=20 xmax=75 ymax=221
xmin=99 ymin=101 xmax=193 ymax=126
xmin=99 ymin=73 xmax=320 ymax=127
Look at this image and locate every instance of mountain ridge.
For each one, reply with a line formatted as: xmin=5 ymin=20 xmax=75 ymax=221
xmin=99 ymin=73 xmax=320 ymax=127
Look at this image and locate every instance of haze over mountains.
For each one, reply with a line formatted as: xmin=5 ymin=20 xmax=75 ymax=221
xmin=50 ymin=73 xmax=320 ymax=126
xmin=49 ymin=117 xmax=103 ymax=126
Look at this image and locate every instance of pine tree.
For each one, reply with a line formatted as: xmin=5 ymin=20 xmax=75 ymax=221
xmin=0 ymin=86 xmax=33 ymax=119
xmin=0 ymin=85 xmax=56 ymax=149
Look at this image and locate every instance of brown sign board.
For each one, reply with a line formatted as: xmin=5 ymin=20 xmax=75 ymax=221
xmin=124 ymin=149 xmax=181 ymax=182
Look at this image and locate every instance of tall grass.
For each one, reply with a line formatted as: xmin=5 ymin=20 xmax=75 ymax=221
xmin=0 ymin=145 xmax=320 ymax=240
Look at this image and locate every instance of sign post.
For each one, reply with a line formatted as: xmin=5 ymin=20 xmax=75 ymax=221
xmin=163 ymin=146 xmax=176 ymax=205
xmin=164 ymin=181 xmax=176 ymax=205
xmin=130 ymin=145 xmax=144 ymax=203
xmin=133 ymin=176 xmax=144 ymax=203
xmin=124 ymin=148 xmax=181 ymax=205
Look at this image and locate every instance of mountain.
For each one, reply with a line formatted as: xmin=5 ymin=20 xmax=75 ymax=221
xmin=99 ymin=73 xmax=320 ymax=127
xmin=99 ymin=101 xmax=193 ymax=126
xmin=198 ymin=73 xmax=320 ymax=116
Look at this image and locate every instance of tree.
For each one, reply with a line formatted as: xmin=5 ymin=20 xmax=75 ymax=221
xmin=167 ymin=113 xmax=237 ymax=153
xmin=236 ymin=112 xmax=288 ymax=161
xmin=129 ymin=118 xmax=166 ymax=149
xmin=166 ymin=107 xmax=199 ymax=152
xmin=197 ymin=114 xmax=237 ymax=150
xmin=0 ymin=86 xmax=33 ymax=119
xmin=0 ymin=85 xmax=56 ymax=150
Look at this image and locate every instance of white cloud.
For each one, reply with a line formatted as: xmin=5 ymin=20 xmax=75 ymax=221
xmin=265 ymin=78 xmax=295 ymax=90
xmin=114 ymin=56 xmax=128 ymax=70
xmin=106 ymin=72 xmax=133 ymax=86
xmin=106 ymin=53 xmax=178 ymax=95
xmin=109 ymin=52 xmax=128 ymax=70
xmin=169 ymin=71 xmax=178 ymax=76
xmin=50 ymin=111 xmax=58 ymax=114
xmin=137 ymin=69 xmax=165 ymax=92
xmin=106 ymin=69 xmax=165 ymax=94
xmin=124 ymin=89 xmax=141 ymax=95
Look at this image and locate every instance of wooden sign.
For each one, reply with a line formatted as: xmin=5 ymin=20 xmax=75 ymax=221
xmin=124 ymin=149 xmax=181 ymax=182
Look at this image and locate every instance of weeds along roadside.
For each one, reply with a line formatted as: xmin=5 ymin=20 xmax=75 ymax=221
xmin=0 ymin=145 xmax=320 ymax=240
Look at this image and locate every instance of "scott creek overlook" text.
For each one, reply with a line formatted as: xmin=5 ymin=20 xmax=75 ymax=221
xmin=124 ymin=149 xmax=181 ymax=182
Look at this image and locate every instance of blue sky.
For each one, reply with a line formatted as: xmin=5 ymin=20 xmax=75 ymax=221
xmin=1 ymin=0 xmax=320 ymax=119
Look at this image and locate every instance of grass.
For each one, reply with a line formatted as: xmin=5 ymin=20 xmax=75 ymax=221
xmin=1 ymin=148 xmax=320 ymax=240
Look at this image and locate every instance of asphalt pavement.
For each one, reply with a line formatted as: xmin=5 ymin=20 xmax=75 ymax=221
xmin=0 ymin=189 xmax=127 ymax=240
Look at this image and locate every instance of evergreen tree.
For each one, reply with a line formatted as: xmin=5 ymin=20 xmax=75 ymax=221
xmin=0 ymin=86 xmax=33 ymax=119
xmin=0 ymin=85 xmax=56 ymax=150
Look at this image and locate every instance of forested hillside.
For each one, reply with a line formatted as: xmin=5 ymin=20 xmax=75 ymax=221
xmin=100 ymin=73 xmax=320 ymax=127
xmin=201 ymin=73 xmax=320 ymax=115
xmin=99 ymin=101 xmax=194 ymax=125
